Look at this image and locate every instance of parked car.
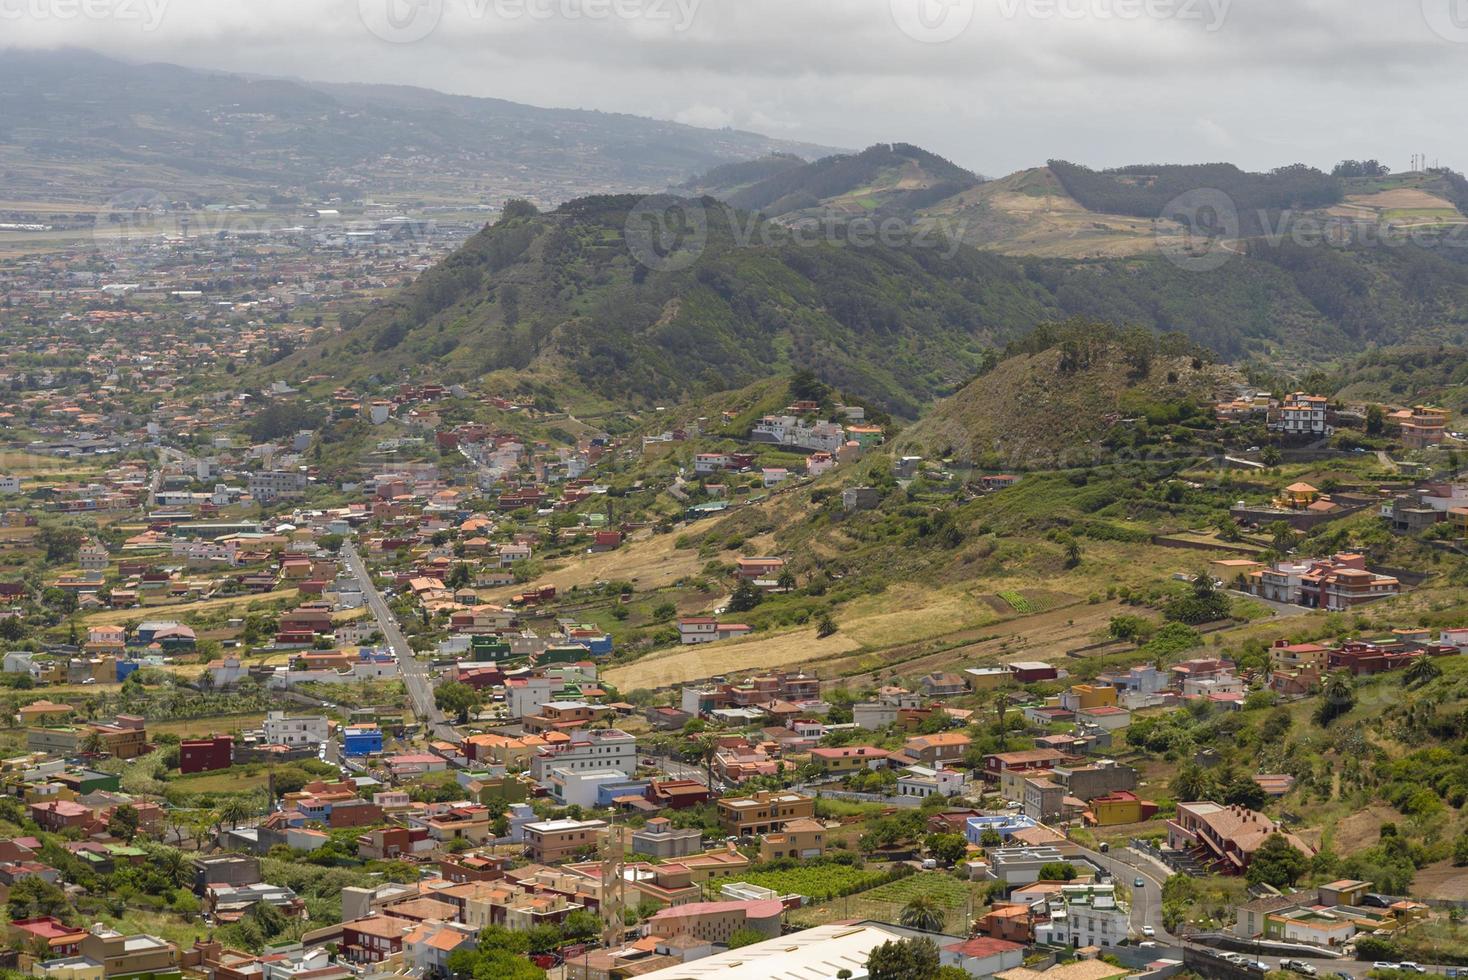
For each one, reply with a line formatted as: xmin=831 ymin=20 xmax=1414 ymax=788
xmin=1141 ymin=926 xmax=1155 ymax=938
xmin=1398 ymin=964 xmax=1427 ymax=974
xmin=1373 ymin=963 xmax=1401 ymax=972
xmin=1281 ymin=960 xmax=1317 ymax=976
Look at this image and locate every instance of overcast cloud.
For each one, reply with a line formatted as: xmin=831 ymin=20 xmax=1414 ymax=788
xmin=3 ymin=0 xmax=1466 ymax=175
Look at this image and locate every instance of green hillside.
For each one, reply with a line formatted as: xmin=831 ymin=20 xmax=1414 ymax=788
xmin=301 ymin=194 xmax=1468 ymax=417
xmin=685 ymin=143 xmax=983 ymax=220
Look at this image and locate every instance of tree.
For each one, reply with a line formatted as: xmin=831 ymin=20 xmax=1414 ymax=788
xmin=926 ymin=833 xmax=968 ymax=866
xmin=867 ymin=937 xmax=942 ymax=980
xmin=726 ymin=927 xmax=767 ymax=949
xmin=6 ymin=875 xmax=68 ymax=920
xmin=816 ymin=614 xmax=838 ymax=639
xmin=1038 ymin=861 xmax=1079 ymax=882
xmin=219 ymin=796 xmax=257 ymax=829
xmin=1268 ymin=520 xmax=1297 ymax=553
xmin=1365 ymin=403 xmax=1386 ymax=435
xmin=1170 ymin=764 xmax=1214 ymax=803
xmin=559 ymin=909 xmax=601 ymax=942
xmin=1245 ymin=833 xmax=1309 ymax=888
xmin=37 ymin=524 xmax=85 ymax=564
xmin=899 ymin=896 xmax=946 ymax=932
xmin=1064 ymin=538 xmax=1083 ymax=568
xmin=727 ymin=580 xmax=763 ymax=614
xmin=80 ymin=730 xmax=108 ymax=756
xmin=1108 ymin=614 xmax=1154 ymax=645
xmin=1261 ymin=446 xmax=1282 ymax=468
xmin=108 ymin=804 xmax=141 ymax=842
xmin=1222 ymin=773 xmax=1268 ymax=811
xmin=1404 ymin=655 xmax=1443 ymax=688
xmin=435 ymin=681 xmax=484 ymax=724
xmin=1315 ymin=671 xmax=1356 ymax=725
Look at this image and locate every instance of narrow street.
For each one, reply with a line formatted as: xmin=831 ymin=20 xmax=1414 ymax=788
xmin=342 ymin=541 xmax=459 ymax=742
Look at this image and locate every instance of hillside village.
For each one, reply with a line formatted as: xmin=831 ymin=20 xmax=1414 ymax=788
xmin=0 ymin=308 xmax=1463 ymax=980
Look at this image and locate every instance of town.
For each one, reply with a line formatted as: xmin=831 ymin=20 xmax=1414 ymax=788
xmin=0 ymin=319 xmax=1464 ymax=980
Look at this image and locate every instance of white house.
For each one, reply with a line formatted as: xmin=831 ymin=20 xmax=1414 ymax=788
xmin=262 ymin=711 xmax=330 ymax=747
xmin=677 ymin=619 xmax=754 ymax=645
xmin=1033 ymin=884 xmax=1131 ymax=949
xmin=897 ymin=765 xmax=967 ymax=799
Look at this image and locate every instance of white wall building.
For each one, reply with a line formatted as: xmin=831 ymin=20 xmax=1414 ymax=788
xmin=262 ymin=711 xmax=330 ymax=747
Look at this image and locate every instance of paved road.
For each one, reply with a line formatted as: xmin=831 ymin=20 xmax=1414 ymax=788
xmin=1072 ymin=843 xmax=1173 ymax=941
xmin=342 ymin=542 xmax=458 ymax=743
xmin=1193 ymin=946 xmax=1459 ymax=978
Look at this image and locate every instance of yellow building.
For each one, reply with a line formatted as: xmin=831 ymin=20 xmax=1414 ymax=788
xmin=758 ymin=818 xmax=827 ymax=862
xmin=1280 ymin=482 xmax=1320 ymax=508
xmin=1084 ymin=792 xmax=1157 ymax=827
xmin=1063 ymin=685 xmax=1117 ymax=711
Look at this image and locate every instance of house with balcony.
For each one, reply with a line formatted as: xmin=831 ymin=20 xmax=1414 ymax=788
xmin=1168 ymin=801 xmax=1314 ymax=876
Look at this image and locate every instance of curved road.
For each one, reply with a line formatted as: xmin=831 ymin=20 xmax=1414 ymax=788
xmin=342 ymin=542 xmax=459 ymax=743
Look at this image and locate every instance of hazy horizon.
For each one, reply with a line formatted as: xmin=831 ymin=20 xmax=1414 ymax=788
xmin=4 ymin=0 xmax=1467 ymax=177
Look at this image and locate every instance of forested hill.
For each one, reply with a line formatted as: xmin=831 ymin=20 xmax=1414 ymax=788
xmin=683 ymin=143 xmax=984 ymax=220
xmin=1047 ymin=160 xmax=1348 ymax=236
xmin=300 ymin=194 xmax=1468 ymax=417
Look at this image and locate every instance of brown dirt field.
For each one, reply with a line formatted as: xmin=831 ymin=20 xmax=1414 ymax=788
xmin=1408 ymin=859 xmax=1468 ymax=901
xmin=603 ymin=625 xmax=863 ymax=691
xmin=1295 ymin=803 xmax=1404 ymax=852
xmin=476 ymin=531 xmax=709 ymax=604
xmin=831 ymin=598 xmax=1125 ymax=688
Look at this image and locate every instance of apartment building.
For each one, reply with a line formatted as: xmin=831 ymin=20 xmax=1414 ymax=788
xmin=1272 ymin=392 xmax=1332 ymax=436
xmin=523 ymin=818 xmax=608 ymax=863
xmin=717 ymin=791 xmax=815 ymax=837
xmin=528 ymin=728 xmax=637 ymax=782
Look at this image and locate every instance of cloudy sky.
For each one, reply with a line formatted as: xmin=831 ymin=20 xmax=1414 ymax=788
xmin=6 ymin=0 xmax=1467 ymax=175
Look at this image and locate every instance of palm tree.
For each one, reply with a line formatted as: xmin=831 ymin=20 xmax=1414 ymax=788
xmin=79 ymin=730 xmax=108 ymax=756
xmin=1405 ymin=655 xmax=1443 ymax=688
xmin=219 ymin=796 xmax=257 ymax=829
xmin=994 ymin=697 xmax=1009 ymax=751
xmin=899 ymin=896 xmax=946 ymax=933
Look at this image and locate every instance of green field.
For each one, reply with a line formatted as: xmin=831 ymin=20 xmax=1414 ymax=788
xmin=738 ymin=863 xmax=891 ymax=902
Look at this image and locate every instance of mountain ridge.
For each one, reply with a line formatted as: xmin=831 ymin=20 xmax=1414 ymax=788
xmin=0 ymin=47 xmax=842 ymax=207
